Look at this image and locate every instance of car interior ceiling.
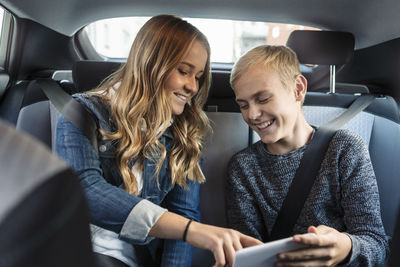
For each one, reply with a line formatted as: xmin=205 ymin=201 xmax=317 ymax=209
xmin=0 ymin=0 xmax=400 ymax=266
xmin=3 ymin=0 xmax=400 ymax=49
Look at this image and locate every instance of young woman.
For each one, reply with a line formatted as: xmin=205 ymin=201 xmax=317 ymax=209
xmin=56 ymin=14 xmax=261 ymax=267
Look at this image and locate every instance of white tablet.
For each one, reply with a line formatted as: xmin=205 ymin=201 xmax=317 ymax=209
xmin=233 ymin=236 xmax=310 ymax=267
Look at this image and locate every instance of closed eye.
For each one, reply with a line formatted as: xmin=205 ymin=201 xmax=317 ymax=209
xmin=237 ymin=102 xmax=248 ymax=109
xmin=256 ymin=93 xmax=272 ymax=103
xmin=178 ymin=69 xmax=188 ymax=75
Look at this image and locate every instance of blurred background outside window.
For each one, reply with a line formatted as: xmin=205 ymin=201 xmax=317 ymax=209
xmin=84 ymin=17 xmax=319 ymax=63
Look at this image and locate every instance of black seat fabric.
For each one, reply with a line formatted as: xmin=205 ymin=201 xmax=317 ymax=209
xmin=286 ymin=30 xmax=355 ymax=66
xmin=73 ymin=60 xmax=123 ymax=92
xmin=0 ymin=81 xmax=31 ymax=125
xmin=389 ymin=205 xmax=400 ymax=267
xmin=205 ymin=70 xmax=239 ymax=112
xmin=191 ymin=112 xmax=249 ymax=266
xmin=313 ymin=82 xmax=370 ymax=94
xmin=0 ymin=119 xmax=95 ymax=267
xmin=16 ymin=81 xmax=61 ymax=149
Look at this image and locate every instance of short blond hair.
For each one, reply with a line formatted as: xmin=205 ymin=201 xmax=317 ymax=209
xmin=230 ymin=45 xmax=301 ymax=90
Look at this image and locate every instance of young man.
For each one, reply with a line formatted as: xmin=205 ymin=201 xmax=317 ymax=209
xmin=226 ymin=45 xmax=389 ymax=266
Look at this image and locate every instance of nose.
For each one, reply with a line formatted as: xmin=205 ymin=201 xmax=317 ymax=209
xmin=184 ymin=75 xmax=198 ymax=95
xmin=248 ymin=104 xmax=261 ymax=121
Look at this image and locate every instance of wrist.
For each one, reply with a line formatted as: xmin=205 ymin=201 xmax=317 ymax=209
xmin=183 ymin=219 xmax=194 ymax=242
xmin=184 ymin=220 xmax=202 ymax=245
xmin=338 ymin=232 xmax=352 ymax=264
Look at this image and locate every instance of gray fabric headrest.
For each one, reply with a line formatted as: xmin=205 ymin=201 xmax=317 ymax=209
xmin=286 ymin=30 xmax=355 ymax=65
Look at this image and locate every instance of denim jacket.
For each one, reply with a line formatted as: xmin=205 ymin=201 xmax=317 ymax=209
xmin=56 ymin=93 xmax=200 ymax=266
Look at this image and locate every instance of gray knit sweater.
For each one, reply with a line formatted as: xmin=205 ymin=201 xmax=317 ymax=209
xmin=226 ymin=129 xmax=389 ymax=266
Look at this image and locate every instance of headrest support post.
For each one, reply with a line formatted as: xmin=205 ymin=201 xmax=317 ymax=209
xmin=330 ymin=65 xmax=336 ymax=93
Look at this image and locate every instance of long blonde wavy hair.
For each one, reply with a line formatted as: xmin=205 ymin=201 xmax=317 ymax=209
xmin=91 ymin=14 xmax=211 ymax=196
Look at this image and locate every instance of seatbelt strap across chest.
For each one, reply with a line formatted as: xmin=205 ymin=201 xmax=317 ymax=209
xmin=36 ymin=79 xmax=115 ymax=185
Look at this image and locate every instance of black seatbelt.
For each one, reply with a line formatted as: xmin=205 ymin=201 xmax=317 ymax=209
xmin=270 ymin=94 xmax=376 ymax=240
xmin=36 ymin=79 xmax=98 ymax=149
xmin=35 ymin=79 xmax=115 ymax=185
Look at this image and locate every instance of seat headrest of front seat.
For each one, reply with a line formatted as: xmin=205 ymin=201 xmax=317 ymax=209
xmin=73 ymin=60 xmax=123 ymax=92
xmin=286 ymin=30 xmax=355 ymax=65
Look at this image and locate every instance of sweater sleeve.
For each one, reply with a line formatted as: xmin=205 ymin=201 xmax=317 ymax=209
xmin=226 ymin=154 xmax=269 ymax=241
xmin=333 ymin=131 xmax=389 ymax=266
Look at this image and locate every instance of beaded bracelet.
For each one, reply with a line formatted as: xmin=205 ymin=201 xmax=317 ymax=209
xmin=183 ymin=219 xmax=193 ymax=242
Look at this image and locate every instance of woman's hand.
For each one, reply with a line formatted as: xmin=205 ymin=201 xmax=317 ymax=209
xmin=186 ymin=221 xmax=263 ymax=267
xmin=148 ymin=211 xmax=262 ymax=267
xmin=276 ymin=225 xmax=352 ymax=267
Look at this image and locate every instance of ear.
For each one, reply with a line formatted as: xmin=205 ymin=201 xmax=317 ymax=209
xmin=293 ymin=74 xmax=307 ymax=102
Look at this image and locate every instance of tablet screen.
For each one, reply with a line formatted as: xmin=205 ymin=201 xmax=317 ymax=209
xmin=233 ymin=236 xmax=309 ymax=267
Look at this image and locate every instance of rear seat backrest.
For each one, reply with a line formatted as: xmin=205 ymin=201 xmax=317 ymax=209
xmin=191 ymin=112 xmax=249 ymax=266
xmin=0 ymin=81 xmax=31 ymax=125
xmin=200 ymin=113 xmax=248 ymax=228
xmin=73 ymin=60 xmax=122 ymax=92
xmin=192 ymin=67 xmax=250 ymax=266
xmin=16 ymin=81 xmax=61 ymax=150
xmin=205 ymin=70 xmax=240 ymax=112
xmin=200 ymin=65 xmax=252 ymax=229
xmin=15 ymin=60 xmax=122 ymax=150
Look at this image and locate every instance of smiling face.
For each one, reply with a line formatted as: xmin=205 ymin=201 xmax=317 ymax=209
xmin=164 ymin=41 xmax=208 ymax=116
xmin=234 ymin=63 xmax=310 ymax=154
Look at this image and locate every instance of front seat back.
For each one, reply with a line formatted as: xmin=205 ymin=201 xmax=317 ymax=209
xmin=0 ymin=119 xmax=95 ymax=267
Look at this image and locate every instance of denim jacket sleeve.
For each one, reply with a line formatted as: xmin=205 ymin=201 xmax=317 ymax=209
xmin=160 ymin=179 xmax=201 ymax=266
xmin=56 ymin=114 xmax=167 ymax=245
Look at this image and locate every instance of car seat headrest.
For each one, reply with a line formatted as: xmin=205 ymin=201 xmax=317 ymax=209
xmin=286 ymin=30 xmax=355 ymax=65
xmin=73 ymin=60 xmax=123 ymax=92
xmin=209 ymin=70 xmax=235 ymax=98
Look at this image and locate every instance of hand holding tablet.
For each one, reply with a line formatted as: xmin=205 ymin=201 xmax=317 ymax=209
xmin=233 ymin=234 xmax=313 ymax=267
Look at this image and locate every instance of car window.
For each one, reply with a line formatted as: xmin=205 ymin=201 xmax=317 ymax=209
xmin=0 ymin=7 xmax=5 ymax=69
xmin=83 ymin=17 xmax=319 ymax=63
xmin=0 ymin=8 xmax=4 ymax=36
xmin=0 ymin=6 xmax=12 ymax=69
